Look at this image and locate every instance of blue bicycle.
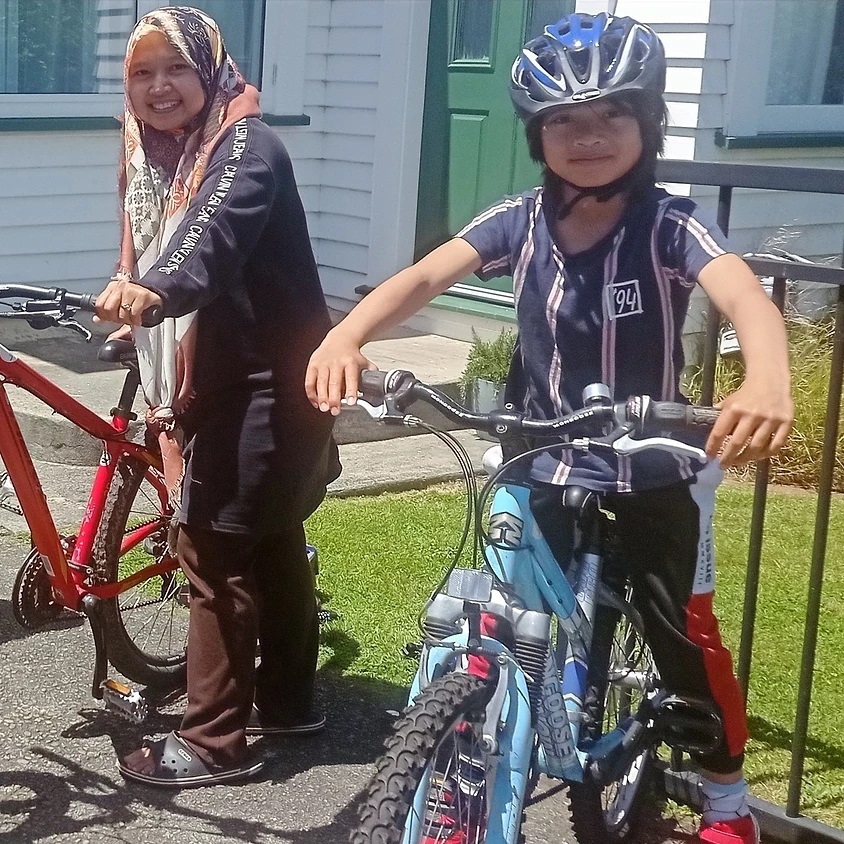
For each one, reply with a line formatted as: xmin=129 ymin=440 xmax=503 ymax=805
xmin=350 ymin=370 xmax=726 ymax=844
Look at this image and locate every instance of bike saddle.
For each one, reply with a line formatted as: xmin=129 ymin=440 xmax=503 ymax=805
xmin=97 ymin=338 xmax=138 ymax=366
xmin=654 ymin=693 xmax=724 ymax=755
xmin=561 ymin=485 xmax=600 ymax=519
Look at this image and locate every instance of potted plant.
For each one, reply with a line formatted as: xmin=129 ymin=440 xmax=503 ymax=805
xmin=459 ymin=329 xmax=517 ymax=433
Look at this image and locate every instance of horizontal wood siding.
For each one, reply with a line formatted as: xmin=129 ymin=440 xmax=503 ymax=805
xmin=0 ymin=131 xmax=120 ymax=291
xmin=297 ymin=0 xmax=381 ymax=299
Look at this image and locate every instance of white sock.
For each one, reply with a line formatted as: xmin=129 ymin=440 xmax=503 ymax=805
xmin=700 ymin=777 xmax=751 ymax=826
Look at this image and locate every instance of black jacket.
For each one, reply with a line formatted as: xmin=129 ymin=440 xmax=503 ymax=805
xmin=142 ymin=117 xmax=339 ymax=532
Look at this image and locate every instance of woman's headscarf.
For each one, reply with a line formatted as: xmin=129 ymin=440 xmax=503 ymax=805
xmin=117 ymin=6 xmax=261 ymax=501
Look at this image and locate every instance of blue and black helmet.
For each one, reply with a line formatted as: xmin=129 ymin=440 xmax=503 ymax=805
xmin=510 ymin=13 xmax=666 ymax=123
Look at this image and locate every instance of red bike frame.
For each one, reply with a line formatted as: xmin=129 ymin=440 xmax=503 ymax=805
xmin=0 ymin=341 xmax=175 ymax=610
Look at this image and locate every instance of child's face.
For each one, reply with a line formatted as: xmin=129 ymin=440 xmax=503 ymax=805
xmin=127 ymin=31 xmax=205 ymax=132
xmin=540 ymin=100 xmax=643 ymax=190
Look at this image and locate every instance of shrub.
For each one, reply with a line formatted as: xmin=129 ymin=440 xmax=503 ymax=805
xmin=685 ymin=316 xmax=844 ymax=490
xmin=459 ymin=328 xmax=517 ymax=396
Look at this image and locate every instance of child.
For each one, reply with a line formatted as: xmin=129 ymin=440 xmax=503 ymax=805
xmin=306 ymin=12 xmax=792 ymax=844
xmin=96 ymin=6 xmax=339 ymax=787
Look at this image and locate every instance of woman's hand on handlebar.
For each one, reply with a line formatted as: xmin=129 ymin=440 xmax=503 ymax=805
xmin=306 ymin=328 xmax=377 ymax=416
xmin=706 ymin=379 xmax=793 ymax=468
xmin=95 ymin=277 xmax=163 ymax=327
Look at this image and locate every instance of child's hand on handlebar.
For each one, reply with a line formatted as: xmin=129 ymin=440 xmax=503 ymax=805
xmin=306 ymin=330 xmax=377 ymax=415
xmin=95 ymin=277 xmax=163 ymax=326
xmin=706 ymin=379 xmax=793 ymax=468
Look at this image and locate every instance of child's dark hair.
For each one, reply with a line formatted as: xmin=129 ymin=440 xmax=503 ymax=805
xmin=525 ymin=90 xmax=668 ymax=197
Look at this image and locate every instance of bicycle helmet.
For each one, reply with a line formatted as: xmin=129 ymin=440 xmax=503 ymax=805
xmin=512 ymin=14 xmax=668 ymax=218
xmin=510 ymin=12 xmax=666 ymax=124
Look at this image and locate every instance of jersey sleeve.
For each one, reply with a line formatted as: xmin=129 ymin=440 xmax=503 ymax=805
xmin=658 ymin=198 xmax=730 ymax=283
xmin=455 ymin=196 xmax=526 ymax=281
xmin=139 ymin=120 xmax=279 ymax=316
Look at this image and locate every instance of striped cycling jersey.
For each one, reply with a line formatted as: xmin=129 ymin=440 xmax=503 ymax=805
xmin=457 ymin=185 xmax=729 ymax=492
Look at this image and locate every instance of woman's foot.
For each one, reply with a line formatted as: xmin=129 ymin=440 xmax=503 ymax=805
xmin=118 ymin=731 xmax=263 ymax=788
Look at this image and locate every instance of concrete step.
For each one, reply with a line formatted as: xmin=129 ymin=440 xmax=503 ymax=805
xmin=0 ymin=322 xmax=471 ymax=465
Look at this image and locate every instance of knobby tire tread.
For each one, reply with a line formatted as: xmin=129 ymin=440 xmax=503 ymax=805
xmin=351 ymin=672 xmax=516 ymax=844
xmin=91 ymin=456 xmax=186 ymax=690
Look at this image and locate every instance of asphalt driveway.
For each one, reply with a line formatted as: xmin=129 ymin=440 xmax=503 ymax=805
xmin=0 ymin=528 xmax=699 ymax=844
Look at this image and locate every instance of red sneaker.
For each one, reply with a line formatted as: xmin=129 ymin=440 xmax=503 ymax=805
xmin=698 ymin=815 xmax=760 ymax=844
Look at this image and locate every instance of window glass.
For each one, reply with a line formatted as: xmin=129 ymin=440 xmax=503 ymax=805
xmin=524 ymin=1 xmax=574 ymax=41
xmin=0 ymin=0 xmax=133 ymax=94
xmin=0 ymin=0 xmax=264 ymax=95
xmin=187 ymin=0 xmax=265 ymax=86
xmin=766 ymin=0 xmax=844 ymax=105
xmin=452 ymin=0 xmax=494 ymax=62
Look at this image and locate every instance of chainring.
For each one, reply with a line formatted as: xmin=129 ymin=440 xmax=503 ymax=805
xmin=12 ymin=549 xmax=62 ymax=630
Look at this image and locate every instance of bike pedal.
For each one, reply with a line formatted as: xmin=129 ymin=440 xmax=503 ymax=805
xmin=317 ymin=608 xmax=340 ymax=626
xmin=100 ymin=679 xmax=148 ymax=724
xmin=655 ymin=694 xmax=723 ymax=754
xmin=402 ymin=641 xmax=423 ymax=660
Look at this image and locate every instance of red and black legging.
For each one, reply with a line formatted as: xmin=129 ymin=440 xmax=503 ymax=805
xmin=533 ymin=463 xmax=747 ymax=775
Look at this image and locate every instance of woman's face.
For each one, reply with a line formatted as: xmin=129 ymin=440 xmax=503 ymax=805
xmin=540 ymin=99 xmax=643 ymax=189
xmin=127 ymin=31 xmax=205 ymax=132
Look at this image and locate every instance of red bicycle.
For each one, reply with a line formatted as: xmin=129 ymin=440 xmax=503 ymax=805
xmin=0 ymin=283 xmax=186 ymax=722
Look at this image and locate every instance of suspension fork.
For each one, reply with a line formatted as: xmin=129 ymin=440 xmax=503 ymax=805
xmin=405 ymin=633 xmax=534 ymax=844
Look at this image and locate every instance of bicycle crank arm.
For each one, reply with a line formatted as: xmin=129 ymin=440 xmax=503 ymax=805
xmin=101 ymin=679 xmax=149 ymax=724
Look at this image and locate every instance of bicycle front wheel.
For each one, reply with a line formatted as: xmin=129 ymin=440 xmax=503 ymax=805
xmin=91 ymin=455 xmax=188 ymax=690
xmin=351 ymin=672 xmax=506 ymax=844
xmin=567 ymin=601 xmax=657 ymax=843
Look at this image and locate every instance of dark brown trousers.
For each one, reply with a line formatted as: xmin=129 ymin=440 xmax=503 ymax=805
xmin=175 ymin=522 xmax=318 ymax=768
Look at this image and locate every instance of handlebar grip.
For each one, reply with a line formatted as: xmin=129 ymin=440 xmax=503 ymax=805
xmin=359 ymin=369 xmax=388 ymax=399
xmin=64 ymin=292 xmax=164 ymax=327
xmin=647 ymin=401 xmax=720 ymax=431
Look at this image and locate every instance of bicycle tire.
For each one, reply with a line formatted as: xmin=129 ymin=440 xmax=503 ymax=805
xmin=567 ymin=600 xmax=657 ymax=843
xmin=351 ymin=672 xmax=519 ymax=844
xmin=91 ymin=455 xmax=188 ymax=690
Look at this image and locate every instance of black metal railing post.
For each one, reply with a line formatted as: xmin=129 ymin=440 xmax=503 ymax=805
xmin=736 ymin=276 xmax=786 ymax=696
xmin=786 ymin=282 xmax=844 ymax=817
xmin=699 ymin=185 xmax=734 ymax=405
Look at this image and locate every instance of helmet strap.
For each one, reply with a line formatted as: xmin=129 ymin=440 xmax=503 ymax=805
xmin=554 ymin=151 xmax=653 ymax=221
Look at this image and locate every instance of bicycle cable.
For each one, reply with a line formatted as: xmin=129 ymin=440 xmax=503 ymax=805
xmin=401 ymin=418 xmax=483 ymax=636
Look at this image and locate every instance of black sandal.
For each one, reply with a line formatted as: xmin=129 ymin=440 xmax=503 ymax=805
xmin=118 ymin=731 xmax=263 ymax=788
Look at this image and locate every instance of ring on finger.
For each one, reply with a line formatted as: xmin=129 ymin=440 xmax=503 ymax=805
xmin=120 ymin=303 xmax=132 ymax=311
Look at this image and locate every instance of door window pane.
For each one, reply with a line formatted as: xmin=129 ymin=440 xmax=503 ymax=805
xmin=766 ymin=0 xmax=844 ymax=105
xmin=525 ymin=1 xmax=574 ymax=41
xmin=452 ymin=0 xmax=494 ymax=62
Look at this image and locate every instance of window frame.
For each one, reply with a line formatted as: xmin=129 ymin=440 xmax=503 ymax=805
xmin=725 ymin=0 xmax=844 ymax=137
xmin=0 ymin=0 xmax=307 ymax=122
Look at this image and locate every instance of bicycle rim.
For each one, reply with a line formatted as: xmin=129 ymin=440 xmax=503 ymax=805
xmin=93 ymin=456 xmax=188 ymax=689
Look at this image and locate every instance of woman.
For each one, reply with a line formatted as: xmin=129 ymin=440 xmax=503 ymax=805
xmin=97 ymin=6 xmax=339 ymax=788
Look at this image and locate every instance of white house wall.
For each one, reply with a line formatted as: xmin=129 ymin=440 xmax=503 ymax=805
xmin=0 ymin=0 xmax=430 ymax=310
xmin=283 ymin=0 xmax=430 ymax=314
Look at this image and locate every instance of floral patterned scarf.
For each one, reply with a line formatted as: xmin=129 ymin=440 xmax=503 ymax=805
xmin=117 ymin=6 xmax=261 ymax=502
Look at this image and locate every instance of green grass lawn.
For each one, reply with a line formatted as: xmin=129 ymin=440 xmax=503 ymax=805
xmin=307 ymin=481 xmax=844 ymax=828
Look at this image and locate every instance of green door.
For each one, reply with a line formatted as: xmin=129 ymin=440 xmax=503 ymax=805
xmin=415 ymin=0 xmax=573 ymax=310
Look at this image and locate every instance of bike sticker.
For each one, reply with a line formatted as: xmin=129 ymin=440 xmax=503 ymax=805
xmin=488 ymin=512 xmax=524 ymax=548
xmin=605 ymin=278 xmax=643 ymax=319
xmin=39 ymin=553 xmax=54 ymax=577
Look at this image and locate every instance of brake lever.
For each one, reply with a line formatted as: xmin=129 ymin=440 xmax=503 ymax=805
xmin=56 ymin=318 xmax=92 ymax=342
xmin=612 ymin=432 xmax=707 ymax=463
xmin=350 ymin=397 xmax=387 ymax=420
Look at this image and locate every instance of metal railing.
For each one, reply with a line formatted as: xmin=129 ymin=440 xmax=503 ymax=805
xmin=655 ymin=159 xmax=844 ymax=844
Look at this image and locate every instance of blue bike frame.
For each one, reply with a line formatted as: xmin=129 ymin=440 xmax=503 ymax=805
xmin=402 ymin=481 xmax=605 ymax=844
